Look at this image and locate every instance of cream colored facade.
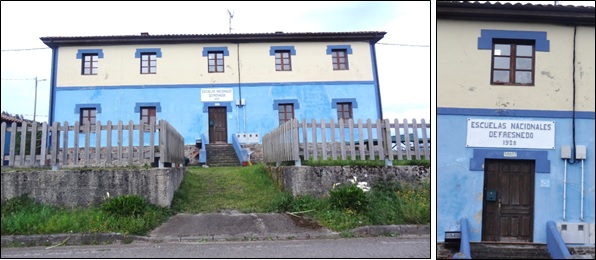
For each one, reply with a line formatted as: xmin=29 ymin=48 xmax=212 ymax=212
xmin=437 ymin=20 xmax=595 ymax=112
xmin=56 ymin=41 xmax=374 ymax=87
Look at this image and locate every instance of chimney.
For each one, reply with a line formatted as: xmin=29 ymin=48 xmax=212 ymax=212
xmin=141 ymin=32 xmax=149 ymax=36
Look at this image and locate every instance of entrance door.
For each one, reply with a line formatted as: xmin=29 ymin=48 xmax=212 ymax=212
xmin=208 ymin=107 xmax=227 ymax=144
xmin=482 ymin=159 xmax=535 ymax=242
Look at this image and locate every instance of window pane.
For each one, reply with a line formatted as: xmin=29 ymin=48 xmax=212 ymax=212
xmin=276 ymin=65 xmax=282 ymax=71
xmin=517 ymin=45 xmax=533 ymax=56
xmin=494 ymin=44 xmax=510 ymax=55
xmin=285 ymin=65 xmax=291 ymax=70
xmin=216 ymin=53 xmax=223 ymax=59
xmin=278 ymin=105 xmax=285 ymax=112
xmin=150 ymin=67 xmax=156 ymax=73
xmin=275 ymin=52 xmax=281 ymax=58
xmin=141 ymin=68 xmax=148 ymax=73
xmin=339 ymin=57 xmax=346 ymax=63
xmin=150 ymin=54 xmax=156 ymax=60
xmin=217 ymin=66 xmax=223 ymax=72
xmin=84 ymin=56 xmax=91 ymax=61
xmin=333 ymin=64 xmax=339 ymax=70
xmin=208 ymin=60 xmax=215 ymax=65
xmin=90 ymin=110 xmax=96 ymax=116
xmin=208 ymin=53 xmax=215 ymax=59
xmin=339 ymin=64 xmax=347 ymax=70
xmin=493 ymin=57 xmax=510 ymax=69
xmin=142 ymin=61 xmax=148 ymax=66
xmin=84 ymin=68 xmax=91 ymax=74
xmin=332 ymin=51 xmax=337 ymax=58
xmin=344 ymin=112 xmax=350 ymax=119
xmin=209 ymin=66 xmax=215 ymax=72
xmin=275 ymin=59 xmax=281 ymax=65
xmin=516 ymin=58 xmax=532 ymax=70
xmin=91 ymin=68 xmax=98 ymax=74
xmin=515 ymin=71 xmax=532 ymax=84
xmin=150 ymin=60 xmax=156 ymax=66
xmin=493 ymin=70 xmax=510 ymax=83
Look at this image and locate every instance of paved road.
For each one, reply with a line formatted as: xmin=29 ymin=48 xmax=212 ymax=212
xmin=1 ymin=235 xmax=430 ymax=258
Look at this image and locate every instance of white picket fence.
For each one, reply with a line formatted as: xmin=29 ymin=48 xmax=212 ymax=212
xmin=1 ymin=119 xmax=184 ymax=168
xmin=262 ymin=118 xmax=430 ymax=165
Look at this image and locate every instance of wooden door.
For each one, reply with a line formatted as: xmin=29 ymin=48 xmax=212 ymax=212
xmin=208 ymin=107 xmax=227 ymax=144
xmin=482 ymin=159 xmax=535 ymax=242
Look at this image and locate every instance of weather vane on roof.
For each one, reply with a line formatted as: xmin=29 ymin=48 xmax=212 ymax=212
xmin=227 ymin=9 xmax=234 ymax=33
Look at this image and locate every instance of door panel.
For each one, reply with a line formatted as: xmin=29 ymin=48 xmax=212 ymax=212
xmin=482 ymin=159 xmax=535 ymax=242
xmin=208 ymin=107 xmax=227 ymax=144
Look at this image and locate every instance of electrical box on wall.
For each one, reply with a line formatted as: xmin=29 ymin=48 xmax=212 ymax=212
xmin=236 ymin=133 xmax=259 ymax=144
xmin=575 ymin=145 xmax=586 ymax=159
xmin=561 ymin=145 xmax=571 ymax=159
xmin=235 ymin=99 xmax=246 ymax=106
xmin=557 ymin=222 xmax=590 ymax=244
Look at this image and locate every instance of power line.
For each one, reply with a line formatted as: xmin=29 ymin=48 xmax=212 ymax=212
xmin=377 ymin=42 xmax=430 ymax=47
xmin=1 ymin=78 xmax=38 ymax=80
xmin=1 ymin=47 xmax=50 ymax=52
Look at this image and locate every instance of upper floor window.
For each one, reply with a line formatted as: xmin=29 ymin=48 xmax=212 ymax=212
xmin=337 ymin=102 xmax=352 ymax=121
xmin=82 ymin=54 xmax=98 ymax=75
xmin=140 ymin=106 xmax=156 ymax=125
xmin=80 ymin=108 xmax=97 ymax=126
xmin=491 ymin=40 xmax=535 ymax=85
xmin=331 ymin=49 xmax=349 ymax=70
xmin=275 ymin=50 xmax=292 ymax=71
xmin=278 ymin=103 xmax=294 ymax=125
xmin=208 ymin=51 xmax=224 ymax=73
xmin=141 ymin=52 xmax=157 ymax=74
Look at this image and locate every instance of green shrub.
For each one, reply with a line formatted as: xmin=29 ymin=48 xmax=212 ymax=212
xmin=328 ymin=183 xmax=368 ymax=213
xmin=101 ymin=195 xmax=148 ymax=217
xmin=1 ymin=194 xmax=38 ymax=215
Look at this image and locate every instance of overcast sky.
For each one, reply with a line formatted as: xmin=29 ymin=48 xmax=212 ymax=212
xmin=0 ymin=1 xmax=431 ymax=123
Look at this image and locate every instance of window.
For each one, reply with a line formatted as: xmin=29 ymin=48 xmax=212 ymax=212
xmin=140 ymin=53 xmax=157 ymax=74
xmin=331 ymin=49 xmax=349 ymax=70
xmin=140 ymin=106 xmax=157 ymax=125
xmin=80 ymin=108 xmax=96 ymax=125
xmin=491 ymin=40 xmax=535 ymax=85
xmin=82 ymin=54 xmax=98 ymax=75
xmin=275 ymin=50 xmax=292 ymax=71
xmin=278 ymin=104 xmax=294 ymax=125
xmin=337 ymin=102 xmax=352 ymax=121
xmin=208 ymin=51 xmax=224 ymax=73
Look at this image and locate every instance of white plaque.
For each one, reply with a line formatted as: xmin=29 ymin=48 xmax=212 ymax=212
xmin=201 ymin=88 xmax=233 ymax=102
xmin=466 ymin=118 xmax=555 ymax=149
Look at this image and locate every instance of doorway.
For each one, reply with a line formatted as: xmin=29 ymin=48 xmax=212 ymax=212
xmin=482 ymin=159 xmax=535 ymax=242
xmin=208 ymin=107 xmax=227 ymax=144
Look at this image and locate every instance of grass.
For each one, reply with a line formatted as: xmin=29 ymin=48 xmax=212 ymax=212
xmin=170 ymin=166 xmax=282 ymax=213
xmin=300 ymin=157 xmax=430 ymax=167
xmin=1 ymin=194 xmax=173 ymax=236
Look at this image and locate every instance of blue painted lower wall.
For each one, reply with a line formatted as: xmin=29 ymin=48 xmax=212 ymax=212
xmin=52 ymin=82 xmax=380 ymax=145
xmin=437 ymin=109 xmax=595 ymax=244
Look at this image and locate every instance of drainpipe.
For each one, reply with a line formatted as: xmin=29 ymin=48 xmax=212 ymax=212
xmin=580 ymin=158 xmax=584 ymax=221
xmin=563 ymin=158 xmax=567 ymax=221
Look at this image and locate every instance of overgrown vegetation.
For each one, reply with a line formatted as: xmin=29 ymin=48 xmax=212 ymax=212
xmin=301 ymin=157 xmax=430 ymax=167
xmin=1 ymin=194 xmax=173 ymax=236
xmin=2 ymin=164 xmax=429 ymax=236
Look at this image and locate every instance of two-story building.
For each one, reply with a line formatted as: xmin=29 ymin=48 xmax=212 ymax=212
xmin=40 ymin=31 xmax=385 ymax=146
xmin=437 ymin=1 xmax=594 ymax=247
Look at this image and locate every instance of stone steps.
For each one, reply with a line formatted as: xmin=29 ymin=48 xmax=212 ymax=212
xmin=206 ymin=144 xmax=239 ymax=167
xmin=470 ymin=243 xmax=551 ymax=259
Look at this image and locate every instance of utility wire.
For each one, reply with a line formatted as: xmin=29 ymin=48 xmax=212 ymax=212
xmin=377 ymin=42 xmax=430 ymax=47
xmin=1 ymin=47 xmax=50 ymax=52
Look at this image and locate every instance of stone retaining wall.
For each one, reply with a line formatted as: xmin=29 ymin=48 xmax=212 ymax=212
xmin=268 ymin=165 xmax=429 ymax=197
xmin=1 ymin=167 xmax=184 ymax=207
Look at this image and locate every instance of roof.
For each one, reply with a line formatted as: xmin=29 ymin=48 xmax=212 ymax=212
xmin=40 ymin=31 xmax=387 ymax=48
xmin=437 ymin=1 xmax=595 ymax=26
xmin=1 ymin=113 xmax=26 ymax=125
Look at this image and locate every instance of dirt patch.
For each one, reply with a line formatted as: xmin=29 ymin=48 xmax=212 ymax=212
xmin=285 ymin=213 xmax=323 ymax=229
